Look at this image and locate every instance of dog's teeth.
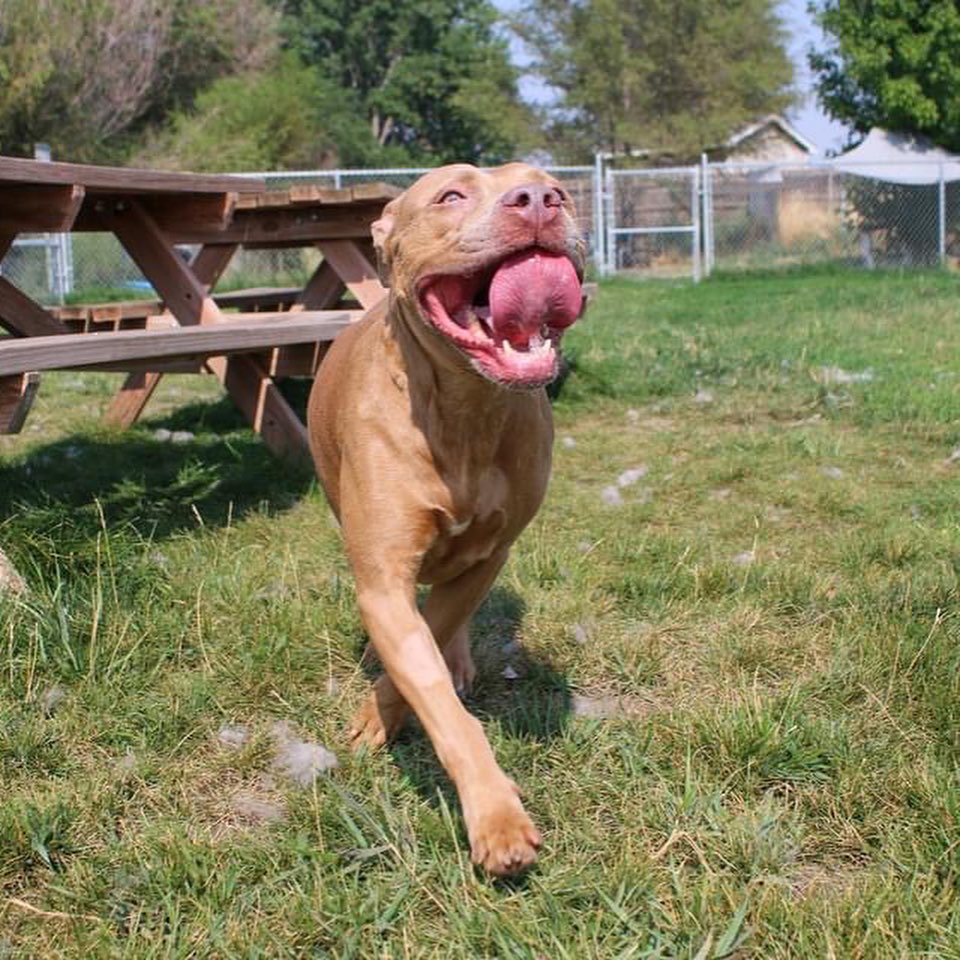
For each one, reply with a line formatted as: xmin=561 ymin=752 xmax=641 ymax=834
xmin=502 ymin=340 xmax=514 ymax=354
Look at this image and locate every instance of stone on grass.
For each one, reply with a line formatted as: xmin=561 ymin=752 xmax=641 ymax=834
xmin=216 ymin=724 xmax=250 ymax=749
xmin=39 ymin=685 xmax=67 ymax=717
xmin=601 ymin=485 xmax=624 ymax=507
xmin=571 ymin=622 xmax=591 ymax=645
xmin=693 ymin=389 xmax=714 ymax=405
xmin=945 ymin=448 xmax=960 ymax=466
xmin=820 ymin=465 xmax=845 ymax=480
xmin=617 ymin=465 xmax=648 ymax=488
xmin=819 ymin=365 xmax=874 ymax=385
xmin=0 ymin=548 xmax=26 ymax=596
xmin=561 ymin=436 xmax=576 ymax=449
xmin=270 ymin=722 xmax=338 ymax=787
xmin=502 ymin=664 xmax=520 ymax=681
xmin=231 ymin=792 xmax=286 ymax=825
xmin=732 ymin=551 xmax=755 ymax=567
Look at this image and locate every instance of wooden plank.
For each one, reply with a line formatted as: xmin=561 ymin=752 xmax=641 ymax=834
xmin=287 ymin=185 xmax=352 ymax=205
xmin=0 ymin=371 xmax=39 ymax=434
xmin=95 ymin=198 xmax=218 ymax=326
xmin=214 ymin=286 xmax=302 ymax=311
xmin=0 ymin=313 xmax=351 ymax=375
xmin=104 ymin=371 xmax=164 ymax=428
xmin=350 ymin=182 xmax=403 ymax=203
xmin=0 ymin=155 xmax=263 ymax=195
xmin=190 ymin=244 xmax=239 ymax=290
xmin=0 ymin=278 xmax=70 ymax=336
xmin=161 ymin=202 xmax=388 ymax=245
xmin=0 ymin=184 xmax=85 ymax=232
xmin=218 ymin=353 xmax=310 ymax=461
xmin=0 ymin=231 xmax=16 ymax=262
xmin=294 ymin=260 xmax=347 ymax=311
xmin=316 ymin=239 xmax=386 ymax=309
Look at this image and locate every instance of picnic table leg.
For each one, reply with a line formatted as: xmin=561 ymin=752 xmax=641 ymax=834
xmin=99 ymin=200 xmax=310 ymax=459
xmin=0 ymin=231 xmax=16 ymax=263
xmin=315 ymin=240 xmax=386 ymax=310
xmin=104 ymin=243 xmax=238 ymax=428
xmin=0 ymin=372 xmax=40 ymax=434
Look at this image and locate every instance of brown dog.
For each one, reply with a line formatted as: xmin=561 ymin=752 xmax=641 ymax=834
xmin=307 ymin=162 xmax=586 ymax=875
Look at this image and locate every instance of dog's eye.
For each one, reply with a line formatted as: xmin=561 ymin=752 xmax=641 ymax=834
xmin=438 ymin=190 xmax=466 ymax=205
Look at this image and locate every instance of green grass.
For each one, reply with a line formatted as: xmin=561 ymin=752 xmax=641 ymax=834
xmin=1 ymin=267 xmax=959 ymax=957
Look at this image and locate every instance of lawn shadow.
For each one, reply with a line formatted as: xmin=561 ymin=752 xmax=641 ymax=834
xmin=386 ymin=585 xmax=572 ymax=815
xmin=0 ymin=393 xmax=317 ymax=549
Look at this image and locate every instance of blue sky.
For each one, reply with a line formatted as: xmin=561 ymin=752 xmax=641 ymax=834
xmin=496 ymin=0 xmax=851 ymax=155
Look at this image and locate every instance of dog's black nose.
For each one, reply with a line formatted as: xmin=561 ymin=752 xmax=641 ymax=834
xmin=499 ymin=183 xmax=563 ymax=228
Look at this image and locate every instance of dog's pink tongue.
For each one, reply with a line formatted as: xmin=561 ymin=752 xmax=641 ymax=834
xmin=488 ymin=250 xmax=582 ymax=346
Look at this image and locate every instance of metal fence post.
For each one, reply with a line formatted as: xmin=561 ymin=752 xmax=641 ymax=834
xmin=939 ymin=163 xmax=947 ymax=267
xmin=592 ymin=152 xmax=605 ymax=275
xmin=691 ymin=166 xmax=702 ymax=282
xmin=701 ymin=153 xmax=715 ymax=276
xmin=604 ymin=166 xmax=616 ymax=276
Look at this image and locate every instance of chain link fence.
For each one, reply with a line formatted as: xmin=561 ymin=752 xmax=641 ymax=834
xmin=1 ymin=159 xmax=957 ymax=303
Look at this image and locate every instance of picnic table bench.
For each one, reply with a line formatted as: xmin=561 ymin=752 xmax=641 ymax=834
xmin=0 ymin=155 xmax=397 ymax=458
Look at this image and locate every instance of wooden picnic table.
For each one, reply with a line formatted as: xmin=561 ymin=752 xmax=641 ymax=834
xmin=0 ymin=155 xmax=396 ymax=458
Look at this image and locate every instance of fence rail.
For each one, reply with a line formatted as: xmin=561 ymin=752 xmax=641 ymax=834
xmin=2 ymin=157 xmax=957 ymax=302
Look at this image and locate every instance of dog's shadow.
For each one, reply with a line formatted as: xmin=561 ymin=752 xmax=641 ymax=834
xmin=385 ymin=585 xmax=572 ymax=812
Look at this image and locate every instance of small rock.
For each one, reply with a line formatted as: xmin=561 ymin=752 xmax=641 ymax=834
xmin=116 ymin=749 xmax=137 ymax=774
xmin=820 ymin=465 xmax=845 ymax=480
xmin=945 ymin=448 xmax=960 ymax=466
xmin=571 ymin=622 xmax=591 ymax=645
xmin=819 ymin=365 xmax=874 ymax=385
xmin=732 ymin=551 xmax=755 ymax=567
xmin=572 ymin=694 xmax=622 ymax=719
xmin=0 ymin=548 xmax=26 ymax=595
xmin=626 ymin=408 xmax=640 ymax=423
xmin=153 ymin=428 xmax=172 ymax=442
xmin=270 ymin=722 xmax=338 ymax=787
xmin=502 ymin=664 xmax=520 ymax=681
xmin=217 ymin=724 xmax=250 ymax=749
xmin=709 ymin=488 xmax=732 ymax=501
xmin=617 ymin=465 xmax=648 ymax=488
xmin=231 ymin=793 xmax=285 ymax=824
xmin=601 ymin=485 xmax=624 ymax=507
xmin=39 ymin=685 xmax=67 ymax=716
xmin=561 ymin=436 xmax=576 ymax=449
xmin=170 ymin=430 xmax=195 ymax=444
xmin=693 ymin=389 xmax=714 ymax=405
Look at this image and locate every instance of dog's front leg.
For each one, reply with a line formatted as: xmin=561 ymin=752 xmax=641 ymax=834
xmin=352 ymin=566 xmax=541 ymax=875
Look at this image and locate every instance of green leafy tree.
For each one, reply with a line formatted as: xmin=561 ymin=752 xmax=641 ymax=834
xmin=136 ymin=56 xmax=380 ymax=171
xmin=279 ymin=0 xmax=537 ymax=164
xmin=809 ymin=0 xmax=960 ymax=151
xmin=0 ymin=0 xmax=278 ymax=161
xmin=513 ymin=0 xmax=795 ymax=160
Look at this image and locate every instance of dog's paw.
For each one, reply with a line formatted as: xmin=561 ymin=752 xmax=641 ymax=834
xmin=348 ymin=691 xmax=408 ymax=751
xmin=466 ymin=784 xmax=542 ymax=876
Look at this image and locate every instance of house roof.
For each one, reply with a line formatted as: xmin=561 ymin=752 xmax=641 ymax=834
xmin=725 ymin=114 xmax=817 ymax=155
xmin=830 ymin=128 xmax=960 ymax=184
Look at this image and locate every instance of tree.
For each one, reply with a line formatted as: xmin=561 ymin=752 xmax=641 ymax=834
xmin=278 ymin=0 xmax=537 ymax=164
xmin=0 ymin=0 xmax=279 ymax=162
xmin=809 ymin=0 xmax=960 ymax=152
xmin=512 ymin=0 xmax=795 ymax=160
xmin=136 ymin=56 xmax=380 ymax=171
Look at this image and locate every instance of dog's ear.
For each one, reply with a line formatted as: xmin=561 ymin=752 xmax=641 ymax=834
xmin=370 ymin=199 xmax=398 ymax=287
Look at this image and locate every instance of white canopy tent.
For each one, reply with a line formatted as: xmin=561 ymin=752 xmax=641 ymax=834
xmin=830 ymin=128 xmax=960 ymax=185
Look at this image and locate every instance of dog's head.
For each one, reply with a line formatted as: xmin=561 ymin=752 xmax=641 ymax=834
xmin=372 ymin=163 xmax=587 ymax=389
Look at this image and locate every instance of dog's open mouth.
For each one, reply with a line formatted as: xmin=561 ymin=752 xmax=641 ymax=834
xmin=417 ymin=248 xmax=584 ymax=387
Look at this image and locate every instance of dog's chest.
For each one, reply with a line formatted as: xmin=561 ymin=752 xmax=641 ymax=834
xmin=418 ymin=507 xmax=507 ymax=584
